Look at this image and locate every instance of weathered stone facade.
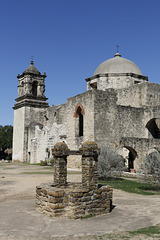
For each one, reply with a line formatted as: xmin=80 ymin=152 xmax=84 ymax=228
xmin=13 ymin=52 xmax=160 ymax=172
xmin=36 ymin=142 xmax=113 ymax=219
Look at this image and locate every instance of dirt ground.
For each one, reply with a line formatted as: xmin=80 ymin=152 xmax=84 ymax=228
xmin=0 ymin=162 xmax=160 ymax=240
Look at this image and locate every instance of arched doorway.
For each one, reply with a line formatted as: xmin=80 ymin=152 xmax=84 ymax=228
xmin=122 ymin=146 xmax=137 ymax=172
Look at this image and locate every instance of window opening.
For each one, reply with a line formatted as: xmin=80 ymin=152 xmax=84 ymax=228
xmin=74 ymin=104 xmax=85 ymax=137
xmin=90 ymin=82 xmax=97 ymax=89
xmin=134 ymin=81 xmax=140 ymax=84
xmin=32 ymin=81 xmax=38 ymax=97
xmin=79 ymin=110 xmax=83 ymax=136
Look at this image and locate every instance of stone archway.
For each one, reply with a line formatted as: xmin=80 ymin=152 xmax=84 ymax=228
xmin=122 ymin=146 xmax=137 ymax=172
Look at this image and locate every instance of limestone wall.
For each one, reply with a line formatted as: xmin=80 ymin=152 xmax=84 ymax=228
xmin=93 ymin=89 xmax=145 ymax=147
xmin=87 ymin=73 xmax=147 ymax=91
xmin=120 ymin=137 xmax=160 ymax=169
xmin=66 ymin=91 xmax=95 ymax=149
xmin=12 ymin=107 xmax=25 ymax=162
xmin=117 ymin=82 xmax=160 ymax=108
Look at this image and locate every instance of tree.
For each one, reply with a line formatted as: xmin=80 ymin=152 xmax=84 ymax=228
xmin=0 ymin=125 xmax=13 ymax=159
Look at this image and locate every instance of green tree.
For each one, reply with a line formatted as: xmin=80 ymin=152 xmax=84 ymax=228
xmin=0 ymin=125 xmax=13 ymax=159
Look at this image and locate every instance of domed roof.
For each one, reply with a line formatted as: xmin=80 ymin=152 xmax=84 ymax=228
xmin=94 ymin=52 xmax=142 ymax=76
xmin=23 ymin=60 xmax=41 ymax=75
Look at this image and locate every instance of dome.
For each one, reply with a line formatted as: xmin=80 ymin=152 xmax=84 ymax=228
xmin=94 ymin=52 xmax=142 ymax=76
xmin=23 ymin=60 xmax=41 ymax=75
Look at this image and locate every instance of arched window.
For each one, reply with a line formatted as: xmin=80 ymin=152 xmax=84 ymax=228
xmin=32 ymin=81 xmax=38 ymax=97
xmin=74 ymin=104 xmax=85 ymax=137
xmin=77 ymin=107 xmax=83 ymax=136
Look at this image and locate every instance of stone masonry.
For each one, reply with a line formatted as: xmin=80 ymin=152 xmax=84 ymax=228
xmin=36 ymin=141 xmax=113 ymax=219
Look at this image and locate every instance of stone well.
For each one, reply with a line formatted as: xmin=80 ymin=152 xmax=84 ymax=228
xmin=36 ymin=141 xmax=113 ymax=219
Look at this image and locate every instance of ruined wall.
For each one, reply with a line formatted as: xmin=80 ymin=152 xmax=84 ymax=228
xmin=13 ymin=105 xmax=48 ymax=162
xmin=65 ymin=91 xmax=95 ymax=168
xmin=117 ymin=82 xmax=160 ymax=108
xmin=66 ymin=91 xmax=94 ymax=149
xmin=93 ymin=89 xmax=147 ymax=156
xmin=120 ymin=137 xmax=160 ymax=170
xmin=24 ymin=106 xmax=48 ymax=163
xmin=26 ymin=102 xmax=68 ymax=163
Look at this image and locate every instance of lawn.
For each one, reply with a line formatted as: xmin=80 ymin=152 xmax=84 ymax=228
xmin=100 ymin=178 xmax=160 ymax=195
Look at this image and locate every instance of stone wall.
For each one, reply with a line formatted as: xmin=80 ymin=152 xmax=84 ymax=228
xmin=13 ymin=104 xmax=48 ymax=163
xmin=86 ymin=73 xmax=147 ymax=91
xmin=93 ymin=89 xmax=145 ymax=147
xmin=117 ymin=82 xmax=160 ymax=108
xmin=36 ymin=183 xmax=113 ymax=219
xmin=120 ymin=137 xmax=160 ymax=170
xmin=66 ymin=91 xmax=95 ymax=150
xmin=12 ymin=107 xmax=25 ymax=162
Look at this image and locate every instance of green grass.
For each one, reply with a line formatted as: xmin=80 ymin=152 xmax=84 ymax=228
xmin=100 ymin=178 xmax=160 ymax=195
xmin=21 ymin=171 xmax=53 ymax=174
xmin=29 ymin=163 xmax=41 ymax=165
xmin=81 ymin=213 xmax=95 ymax=219
xmin=45 ymin=166 xmax=54 ymax=170
xmin=0 ymin=163 xmax=10 ymax=166
xmin=40 ymin=224 xmax=160 ymax=239
xmin=67 ymin=170 xmax=82 ymax=175
xmin=129 ymin=224 xmax=160 ymax=237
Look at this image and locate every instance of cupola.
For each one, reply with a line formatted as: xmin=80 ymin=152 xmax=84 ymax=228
xmin=86 ymin=52 xmax=148 ymax=91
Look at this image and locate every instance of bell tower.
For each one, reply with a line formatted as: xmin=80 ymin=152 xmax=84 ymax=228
xmin=12 ymin=60 xmax=49 ymax=162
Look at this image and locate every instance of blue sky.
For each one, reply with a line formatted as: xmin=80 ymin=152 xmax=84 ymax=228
xmin=0 ymin=0 xmax=160 ymax=125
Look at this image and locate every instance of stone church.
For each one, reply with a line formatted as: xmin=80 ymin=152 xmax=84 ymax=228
xmin=12 ymin=51 xmax=160 ymax=171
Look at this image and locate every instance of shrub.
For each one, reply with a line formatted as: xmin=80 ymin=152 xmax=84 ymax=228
xmin=5 ymin=155 xmax=12 ymax=161
xmin=145 ymin=151 xmax=160 ymax=175
xmin=46 ymin=148 xmax=49 ymax=153
xmin=50 ymin=158 xmax=54 ymax=166
xmin=144 ymin=151 xmax=160 ymax=184
xmin=98 ymin=147 xmax=125 ymax=179
xmin=40 ymin=160 xmax=48 ymax=166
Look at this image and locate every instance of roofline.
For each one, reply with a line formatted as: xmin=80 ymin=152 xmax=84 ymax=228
xmin=17 ymin=72 xmax=47 ymax=79
xmin=85 ymin=73 xmax=148 ymax=82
